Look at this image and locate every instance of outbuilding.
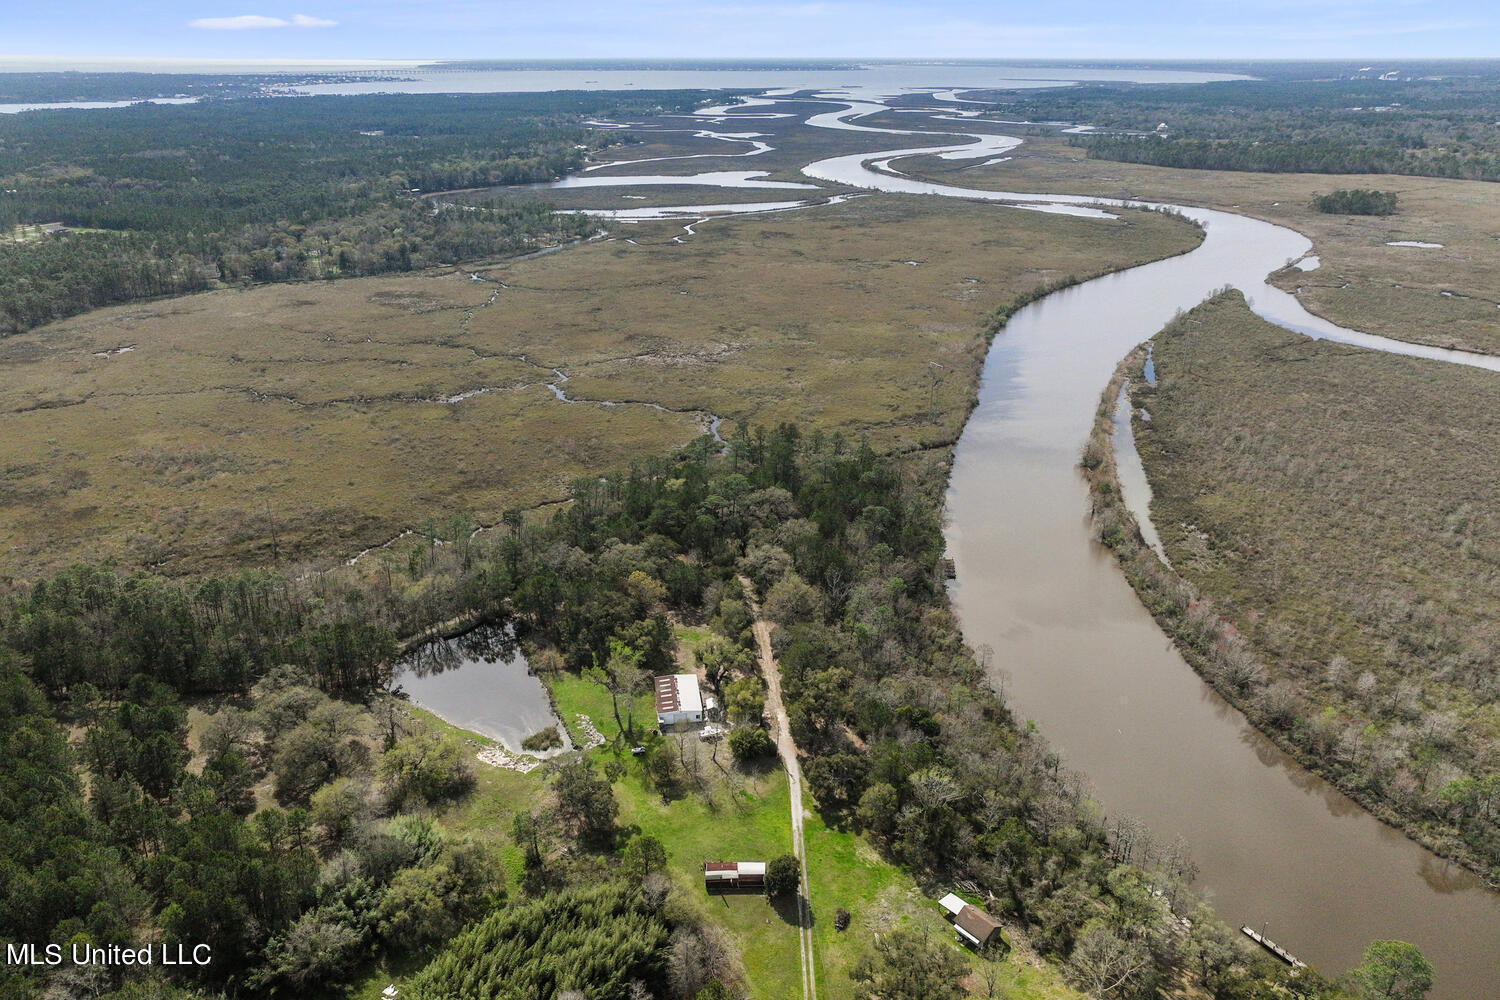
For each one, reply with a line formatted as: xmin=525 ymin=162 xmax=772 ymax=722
xmin=939 ymin=893 xmax=1004 ymax=950
xmin=655 ymin=673 xmax=704 ymax=726
xmin=703 ymin=861 xmax=765 ymax=891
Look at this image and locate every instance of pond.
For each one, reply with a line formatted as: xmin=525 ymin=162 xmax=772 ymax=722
xmin=390 ymin=625 xmax=567 ymax=754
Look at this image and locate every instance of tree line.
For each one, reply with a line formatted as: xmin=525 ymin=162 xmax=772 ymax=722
xmin=0 ymin=423 xmax=1430 ymax=999
xmin=1086 ymin=300 xmax=1500 ymax=888
xmin=990 ymin=75 xmax=1500 ymax=181
xmin=0 ymin=90 xmax=710 ymax=334
xmin=0 ymin=71 xmax=404 ymax=103
xmin=1311 ymin=189 xmax=1400 ymax=215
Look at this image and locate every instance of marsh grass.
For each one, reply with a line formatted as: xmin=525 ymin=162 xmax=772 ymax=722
xmin=1110 ymin=292 xmax=1500 ymax=875
xmin=0 ymin=194 xmax=1197 ymax=578
xmin=908 ymin=135 xmax=1500 ymax=354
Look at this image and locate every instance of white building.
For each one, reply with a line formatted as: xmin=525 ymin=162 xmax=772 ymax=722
xmin=703 ymin=861 xmax=765 ymax=890
xmin=654 ymin=673 xmax=704 ymax=726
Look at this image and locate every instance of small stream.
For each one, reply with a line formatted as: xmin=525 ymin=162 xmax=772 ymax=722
xmin=1110 ymin=383 xmax=1170 ymax=567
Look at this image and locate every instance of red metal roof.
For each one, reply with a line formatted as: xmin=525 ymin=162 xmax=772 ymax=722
xmin=654 ymin=675 xmax=679 ymax=714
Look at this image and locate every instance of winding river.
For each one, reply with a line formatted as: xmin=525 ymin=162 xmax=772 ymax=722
xmin=745 ymin=93 xmax=1500 ymax=995
xmin=548 ymin=88 xmax=1500 ymax=993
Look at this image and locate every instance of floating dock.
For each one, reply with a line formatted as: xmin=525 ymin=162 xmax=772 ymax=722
xmin=1241 ymin=926 xmax=1306 ymax=968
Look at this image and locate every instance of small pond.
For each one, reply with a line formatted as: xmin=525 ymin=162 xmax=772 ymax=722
xmin=390 ymin=624 xmax=566 ymax=754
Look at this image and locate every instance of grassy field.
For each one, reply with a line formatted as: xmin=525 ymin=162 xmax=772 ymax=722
xmin=548 ymin=669 xmax=657 ymax=746
xmin=545 ymin=619 xmax=1084 ymax=1000
xmin=0 ymin=192 xmax=1198 ymax=579
xmin=906 ymin=133 xmax=1500 ymax=355
xmin=600 ymin=731 xmax=1081 ymax=1000
xmin=1128 ymin=292 xmax=1500 ymax=874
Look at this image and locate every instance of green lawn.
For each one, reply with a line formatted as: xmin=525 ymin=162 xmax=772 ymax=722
xmin=401 ymin=703 xmax=551 ymax=883
xmin=675 ymin=624 xmax=713 ymax=646
xmin=801 ymin=789 xmax=947 ymax=997
xmin=547 ymin=670 xmax=658 ymax=747
xmin=611 ymin=748 xmax=803 ymax=1000
xmin=343 ymin=702 xmax=550 ymax=1000
xmin=385 ymin=687 xmax=1083 ymax=1000
xmin=799 ymin=787 xmax=1084 ymax=1000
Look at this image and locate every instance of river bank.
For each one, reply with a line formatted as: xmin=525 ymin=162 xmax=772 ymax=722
xmin=530 ymin=87 xmax=1500 ymax=993
xmin=932 ymin=187 xmax=1500 ymax=995
xmin=1086 ymin=292 xmax=1500 ymax=887
xmin=906 ymin=135 xmax=1500 ymax=357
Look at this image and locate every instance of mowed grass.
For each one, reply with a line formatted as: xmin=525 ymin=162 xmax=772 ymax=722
xmin=307 ymin=663 xmax=1081 ymax=1000
xmin=548 ymin=616 xmax=1081 ymax=1000
xmin=801 ymin=788 xmax=1086 ymax=1000
xmin=0 ymin=192 xmax=1197 ymax=579
xmin=346 ymin=739 xmax=548 ymax=1000
xmin=1134 ymin=292 xmax=1500 ymax=858
xmin=603 ymin=740 xmax=1077 ymax=1000
xmin=907 ymin=133 xmax=1500 ymax=355
xmin=548 ymin=670 xmax=657 ymax=746
xmin=380 ymin=699 xmax=553 ymax=885
xmin=618 ymin=759 xmax=802 ymax=1000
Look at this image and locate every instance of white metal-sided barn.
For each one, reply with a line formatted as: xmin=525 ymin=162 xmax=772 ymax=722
xmin=654 ymin=673 xmax=704 ymax=726
xmin=703 ymin=861 xmax=766 ymax=891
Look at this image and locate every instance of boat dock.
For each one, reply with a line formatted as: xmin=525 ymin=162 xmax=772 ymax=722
xmin=1241 ymin=926 xmax=1306 ymax=968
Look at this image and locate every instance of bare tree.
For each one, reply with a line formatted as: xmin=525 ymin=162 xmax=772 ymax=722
xmin=1066 ymin=924 xmax=1153 ymax=999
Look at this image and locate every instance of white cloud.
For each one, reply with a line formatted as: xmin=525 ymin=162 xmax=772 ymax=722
xmin=189 ymin=12 xmax=338 ymax=30
xmin=190 ymin=14 xmax=290 ymax=29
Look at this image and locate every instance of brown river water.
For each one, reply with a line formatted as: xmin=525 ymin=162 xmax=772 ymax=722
xmin=943 ymin=228 xmax=1500 ymax=998
xmin=505 ymin=87 xmax=1500 ymax=994
xmin=784 ymin=95 xmax=1500 ymax=995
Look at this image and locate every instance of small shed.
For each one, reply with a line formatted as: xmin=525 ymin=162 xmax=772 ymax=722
xmin=704 ymin=861 xmax=765 ymax=891
xmin=938 ymin=893 xmax=1003 ymax=949
xmin=655 ymin=673 xmax=704 ymax=726
xmin=952 ymin=903 xmax=1003 ymax=950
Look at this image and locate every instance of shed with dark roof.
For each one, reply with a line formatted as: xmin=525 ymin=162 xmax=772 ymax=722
xmin=952 ymin=903 xmax=1003 ymax=949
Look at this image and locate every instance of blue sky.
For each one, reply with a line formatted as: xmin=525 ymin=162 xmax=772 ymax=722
xmin=4 ymin=0 xmax=1497 ymax=62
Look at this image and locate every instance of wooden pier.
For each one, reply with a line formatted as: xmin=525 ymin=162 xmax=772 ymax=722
xmin=1240 ymin=926 xmax=1306 ymax=969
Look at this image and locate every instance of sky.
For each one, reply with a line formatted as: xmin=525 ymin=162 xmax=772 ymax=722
xmin=3 ymin=0 xmax=1498 ymax=64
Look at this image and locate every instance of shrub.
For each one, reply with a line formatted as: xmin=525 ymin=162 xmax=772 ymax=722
xmin=729 ymin=725 xmax=776 ymax=763
xmin=1311 ymin=188 xmax=1398 ymax=215
xmin=521 ymin=726 xmax=562 ymax=752
xmin=379 ymin=729 xmax=475 ymax=809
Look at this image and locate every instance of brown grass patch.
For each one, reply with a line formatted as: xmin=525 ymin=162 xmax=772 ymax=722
xmin=1131 ymin=292 xmax=1500 ymax=872
xmin=0 ymin=194 xmax=1198 ymax=578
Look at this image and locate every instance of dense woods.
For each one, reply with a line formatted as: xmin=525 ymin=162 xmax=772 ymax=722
xmin=991 ymin=75 xmax=1500 ymax=180
xmin=0 ymin=91 xmax=710 ymax=333
xmin=406 ymin=884 xmax=672 ymax=1000
xmin=0 ymin=423 xmax=1398 ymax=999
